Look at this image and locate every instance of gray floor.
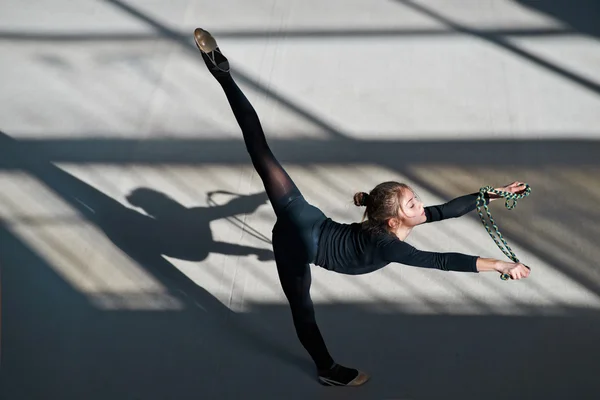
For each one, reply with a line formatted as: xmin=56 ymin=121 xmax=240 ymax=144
xmin=1 ymin=1 xmax=600 ymax=399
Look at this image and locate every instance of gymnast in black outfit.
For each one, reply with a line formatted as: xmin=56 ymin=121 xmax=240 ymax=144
xmin=193 ymin=28 xmax=530 ymax=387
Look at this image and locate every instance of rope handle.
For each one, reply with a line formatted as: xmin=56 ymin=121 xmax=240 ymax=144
xmin=206 ymin=190 xmax=272 ymax=245
xmin=475 ymin=184 xmax=532 ymax=281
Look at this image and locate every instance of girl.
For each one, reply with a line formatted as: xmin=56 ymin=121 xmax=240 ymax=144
xmin=192 ymin=28 xmax=530 ymax=387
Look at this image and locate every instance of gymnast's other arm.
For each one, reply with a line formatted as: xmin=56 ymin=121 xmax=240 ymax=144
xmin=381 ymin=239 xmax=531 ymax=280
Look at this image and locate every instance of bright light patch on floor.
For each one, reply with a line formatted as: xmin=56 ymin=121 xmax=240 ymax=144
xmin=0 ymin=171 xmax=183 ymax=310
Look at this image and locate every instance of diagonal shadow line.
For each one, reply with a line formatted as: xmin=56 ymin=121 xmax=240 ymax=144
xmin=395 ymin=0 xmax=600 ymax=96
xmin=102 ymin=0 xmax=348 ymax=140
xmin=0 ymin=27 xmax=578 ymax=42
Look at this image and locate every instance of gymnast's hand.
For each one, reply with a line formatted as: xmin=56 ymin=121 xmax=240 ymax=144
xmin=497 ymin=181 xmax=528 ymax=195
xmin=487 ymin=181 xmax=528 ymax=201
xmin=497 ymin=261 xmax=531 ymax=280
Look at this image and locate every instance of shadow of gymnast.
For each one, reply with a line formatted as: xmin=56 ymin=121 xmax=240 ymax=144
xmin=124 ymin=187 xmax=274 ymax=263
xmin=0 ymin=130 xmax=311 ymax=373
xmin=0 ymin=130 xmax=274 ymax=264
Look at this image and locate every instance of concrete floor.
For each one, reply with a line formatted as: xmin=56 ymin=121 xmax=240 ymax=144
xmin=1 ymin=1 xmax=600 ymax=399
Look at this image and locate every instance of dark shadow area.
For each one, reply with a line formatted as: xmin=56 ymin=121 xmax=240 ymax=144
xmin=517 ymin=0 xmax=600 ymax=39
xmin=7 ymin=135 xmax=600 ymax=166
xmin=125 ymin=187 xmax=273 ymax=262
xmin=0 ymin=26 xmax=575 ymax=42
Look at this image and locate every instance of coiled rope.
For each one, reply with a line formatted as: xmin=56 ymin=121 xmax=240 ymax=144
xmin=475 ymin=184 xmax=532 ymax=280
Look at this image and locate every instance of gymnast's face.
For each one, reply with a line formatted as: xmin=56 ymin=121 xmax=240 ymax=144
xmin=398 ymin=188 xmax=426 ymax=226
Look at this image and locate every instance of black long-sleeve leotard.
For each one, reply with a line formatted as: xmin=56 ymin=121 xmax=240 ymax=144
xmin=314 ymin=193 xmax=489 ymax=275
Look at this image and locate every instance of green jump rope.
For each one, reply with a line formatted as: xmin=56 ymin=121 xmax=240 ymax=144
xmin=475 ymin=184 xmax=532 ymax=280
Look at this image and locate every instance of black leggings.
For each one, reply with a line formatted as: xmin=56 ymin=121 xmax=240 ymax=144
xmin=217 ymin=76 xmax=334 ymax=370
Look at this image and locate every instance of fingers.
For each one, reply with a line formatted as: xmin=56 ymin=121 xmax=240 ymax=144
xmin=511 ymin=270 xmax=524 ymax=280
xmin=498 ymin=182 xmax=527 ymax=194
xmin=507 ymin=181 xmax=526 ymax=188
xmin=509 ymin=264 xmax=531 ymax=280
xmin=505 ymin=182 xmax=527 ymax=194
